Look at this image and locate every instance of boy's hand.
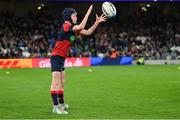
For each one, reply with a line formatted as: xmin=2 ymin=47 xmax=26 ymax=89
xmin=95 ymin=14 xmax=107 ymax=23
xmin=73 ymin=4 xmax=93 ymax=31
xmin=86 ymin=4 xmax=93 ymax=15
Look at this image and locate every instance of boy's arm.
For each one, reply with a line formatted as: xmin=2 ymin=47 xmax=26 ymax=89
xmin=72 ymin=5 xmax=93 ymax=31
xmin=79 ymin=14 xmax=107 ymax=36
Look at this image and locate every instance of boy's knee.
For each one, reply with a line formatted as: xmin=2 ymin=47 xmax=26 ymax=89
xmin=52 ymin=82 xmax=59 ymax=86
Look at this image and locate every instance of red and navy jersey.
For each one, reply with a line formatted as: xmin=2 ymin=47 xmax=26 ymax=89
xmin=51 ymin=21 xmax=77 ymax=57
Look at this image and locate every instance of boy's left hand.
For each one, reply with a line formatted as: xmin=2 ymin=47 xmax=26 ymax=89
xmin=95 ymin=14 xmax=107 ymax=23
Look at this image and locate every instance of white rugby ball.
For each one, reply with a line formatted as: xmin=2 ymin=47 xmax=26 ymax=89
xmin=102 ymin=1 xmax=116 ymax=18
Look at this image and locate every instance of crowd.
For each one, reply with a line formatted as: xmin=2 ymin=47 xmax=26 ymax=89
xmin=0 ymin=9 xmax=180 ymax=60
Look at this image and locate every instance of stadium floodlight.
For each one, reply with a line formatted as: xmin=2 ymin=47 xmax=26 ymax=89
xmin=37 ymin=6 xmax=42 ymax=10
xmin=146 ymin=4 xmax=151 ymax=7
xmin=141 ymin=6 xmax=147 ymax=12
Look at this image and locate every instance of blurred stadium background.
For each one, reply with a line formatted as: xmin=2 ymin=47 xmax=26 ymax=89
xmin=0 ymin=0 xmax=180 ymax=119
xmin=0 ymin=1 xmax=180 ymax=62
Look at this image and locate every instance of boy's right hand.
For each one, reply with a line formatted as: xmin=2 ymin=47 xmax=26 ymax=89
xmin=86 ymin=4 xmax=93 ymax=15
xmin=73 ymin=4 xmax=93 ymax=31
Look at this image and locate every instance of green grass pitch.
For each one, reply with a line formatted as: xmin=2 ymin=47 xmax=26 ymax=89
xmin=0 ymin=65 xmax=180 ymax=119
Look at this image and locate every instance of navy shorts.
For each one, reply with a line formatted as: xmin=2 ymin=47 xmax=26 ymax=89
xmin=50 ymin=55 xmax=65 ymax=72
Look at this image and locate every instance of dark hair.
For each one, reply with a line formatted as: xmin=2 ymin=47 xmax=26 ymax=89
xmin=61 ymin=8 xmax=77 ymax=23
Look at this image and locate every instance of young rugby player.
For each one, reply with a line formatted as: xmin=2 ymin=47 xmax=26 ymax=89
xmin=50 ymin=5 xmax=107 ymax=114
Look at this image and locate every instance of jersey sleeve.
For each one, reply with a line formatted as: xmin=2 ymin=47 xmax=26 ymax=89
xmin=62 ymin=22 xmax=72 ymax=32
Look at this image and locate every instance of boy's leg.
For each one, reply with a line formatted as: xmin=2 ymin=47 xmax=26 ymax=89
xmin=50 ymin=71 xmax=68 ymax=114
xmin=51 ymin=71 xmax=61 ymax=106
xmin=58 ymin=71 xmax=69 ymax=110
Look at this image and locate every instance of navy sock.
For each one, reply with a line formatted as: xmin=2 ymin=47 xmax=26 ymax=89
xmin=51 ymin=91 xmax=59 ymax=106
xmin=58 ymin=93 xmax=64 ymax=104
